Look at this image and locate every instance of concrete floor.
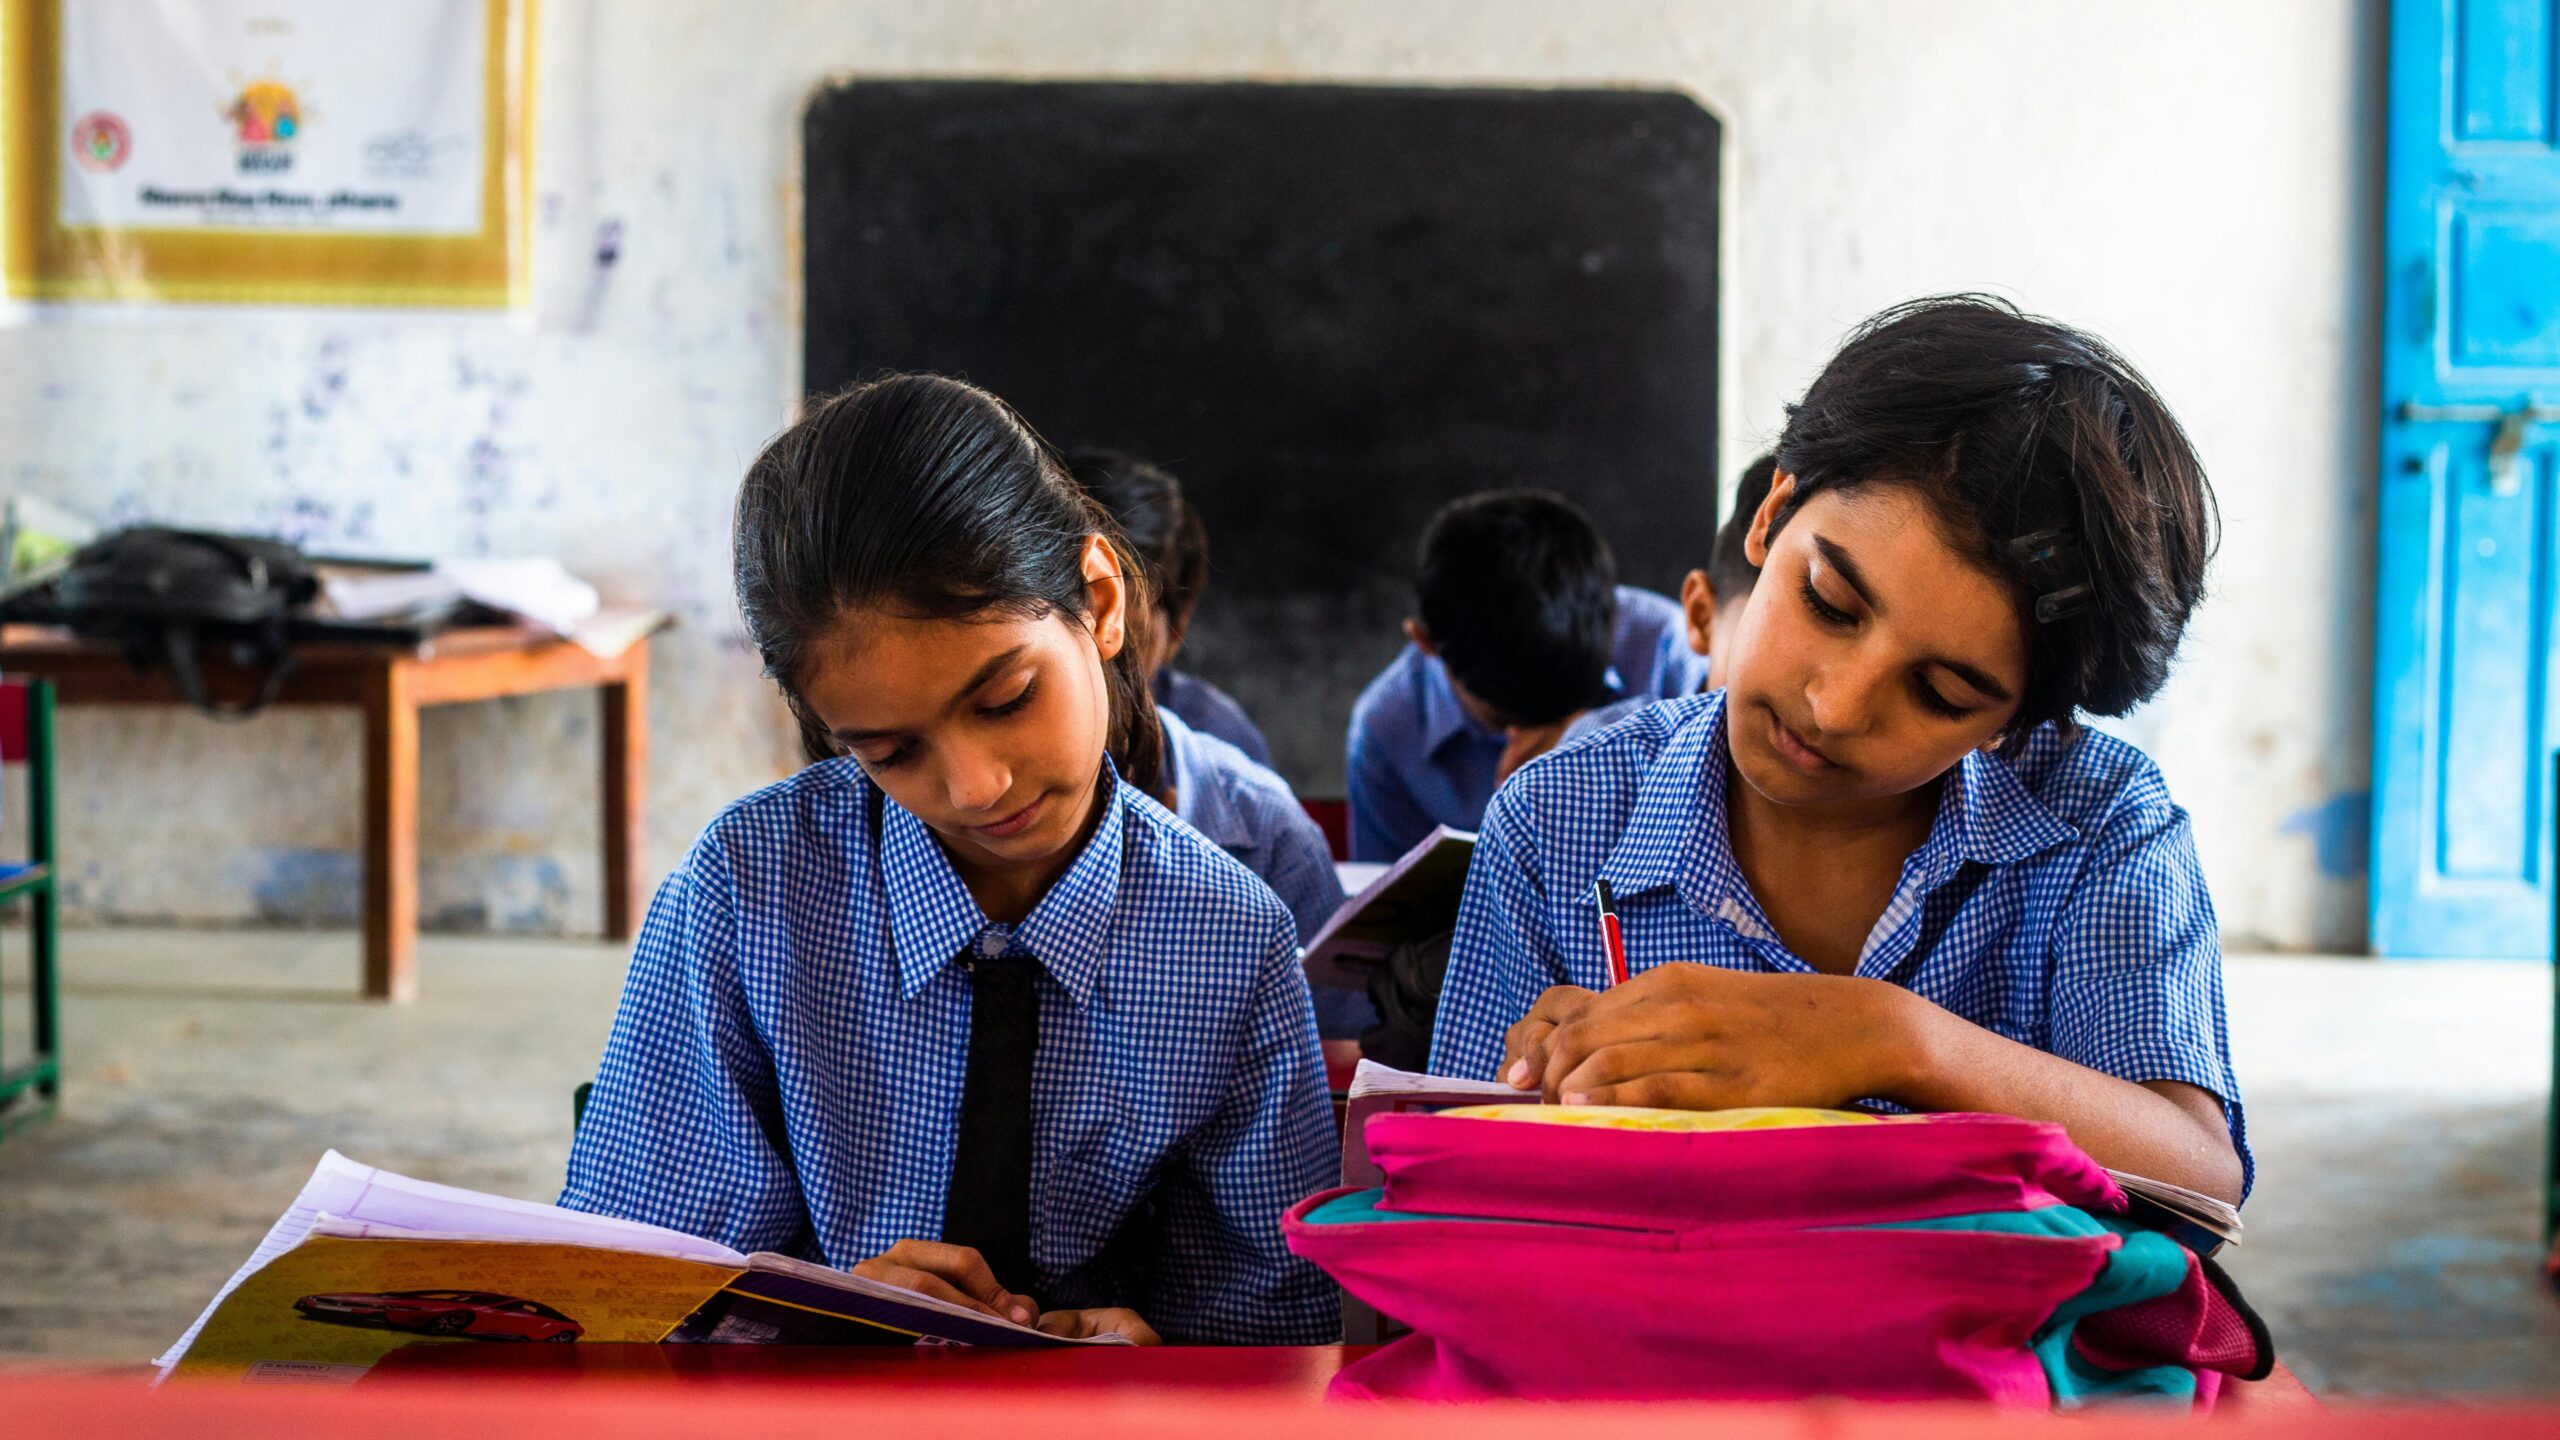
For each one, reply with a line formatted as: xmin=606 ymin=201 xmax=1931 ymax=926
xmin=0 ymin=931 xmax=2554 ymax=1397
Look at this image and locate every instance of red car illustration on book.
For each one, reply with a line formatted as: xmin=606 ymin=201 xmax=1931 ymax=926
xmin=292 ymin=1290 xmax=583 ymax=1341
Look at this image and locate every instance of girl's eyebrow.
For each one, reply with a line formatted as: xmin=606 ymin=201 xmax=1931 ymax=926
xmin=831 ymin=645 xmax=1030 ymax=744
xmin=1932 ymin=658 xmax=2015 ymax=705
xmin=1813 ymin=533 xmax=2016 ymax=705
xmin=1811 ymin=535 xmax=1876 ymax=608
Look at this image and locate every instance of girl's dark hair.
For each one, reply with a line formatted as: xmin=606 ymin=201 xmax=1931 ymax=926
xmin=735 ymin=373 xmax=1165 ymax=793
xmin=1769 ymin=294 xmax=2218 ymax=743
xmin=1063 ymin=449 xmax=1211 ymax=630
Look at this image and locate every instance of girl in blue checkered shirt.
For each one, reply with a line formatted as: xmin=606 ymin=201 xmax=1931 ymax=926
xmin=562 ymin=375 xmax=1338 ymax=1345
xmin=1436 ymin=295 xmax=2251 ymax=1207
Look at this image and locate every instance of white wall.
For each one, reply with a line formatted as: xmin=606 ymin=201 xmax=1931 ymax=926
xmin=3 ymin=0 xmax=2380 ymax=951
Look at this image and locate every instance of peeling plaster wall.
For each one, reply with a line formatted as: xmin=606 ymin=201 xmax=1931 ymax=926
xmin=2 ymin=0 xmax=2380 ymax=951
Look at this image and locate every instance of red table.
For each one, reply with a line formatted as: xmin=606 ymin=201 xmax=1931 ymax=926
xmin=0 ymin=1359 xmax=2529 ymax=1440
xmin=358 ymin=1341 xmax=2322 ymax=1417
xmin=367 ymin=1340 xmax=1368 ymax=1390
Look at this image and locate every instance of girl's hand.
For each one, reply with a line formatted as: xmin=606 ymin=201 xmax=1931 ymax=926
xmin=1036 ymin=1306 xmax=1162 ymax=1344
xmin=1501 ymin=983 xmax=1600 ymax=1088
xmin=852 ymin=1239 xmax=1039 ymax=1326
xmin=1527 ymin=962 xmax=1916 ymax=1110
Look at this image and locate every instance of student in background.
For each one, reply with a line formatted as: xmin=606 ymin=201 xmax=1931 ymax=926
xmin=1434 ymin=296 xmax=2250 ymax=1208
xmin=1344 ymin=490 xmax=1709 ymax=861
xmin=1561 ymin=451 xmax=1778 ymax=745
xmin=1065 ymin=449 xmax=1274 ymax=767
xmin=1067 ymin=450 xmax=1372 ymax=1039
xmin=564 ymin=376 xmax=1337 ymax=1345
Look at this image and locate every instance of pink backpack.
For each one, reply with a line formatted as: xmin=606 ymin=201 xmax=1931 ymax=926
xmin=1284 ymin=1106 xmax=2267 ymax=1407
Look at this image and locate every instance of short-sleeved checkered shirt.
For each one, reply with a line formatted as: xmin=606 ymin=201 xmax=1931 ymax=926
xmin=560 ymin=759 xmax=1341 ymax=1343
xmin=1344 ymin=584 xmax=1714 ymax=862
xmin=1429 ymin=690 xmax=2252 ymax=1200
xmin=1160 ymin=709 xmax=1372 ymax=1038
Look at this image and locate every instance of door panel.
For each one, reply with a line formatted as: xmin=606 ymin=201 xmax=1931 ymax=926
xmin=2375 ymin=0 xmax=2560 ymax=956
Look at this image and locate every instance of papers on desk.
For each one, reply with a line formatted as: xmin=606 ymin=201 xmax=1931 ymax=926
xmin=320 ymin=557 xmax=598 ymax=632
xmin=161 ymin=1151 xmax=1121 ymax=1384
xmin=318 ymin=557 xmax=661 ymax=657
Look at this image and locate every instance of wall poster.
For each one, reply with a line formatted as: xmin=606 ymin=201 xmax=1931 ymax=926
xmin=2 ymin=0 xmax=533 ymax=309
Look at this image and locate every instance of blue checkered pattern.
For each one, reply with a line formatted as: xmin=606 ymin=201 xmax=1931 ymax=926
xmin=1161 ymin=710 xmax=1373 ymax=1038
xmin=560 ymin=759 xmax=1340 ymax=1343
xmin=1345 ymin=584 xmax=1711 ymax=861
xmin=1429 ymin=690 xmax=2253 ymax=1200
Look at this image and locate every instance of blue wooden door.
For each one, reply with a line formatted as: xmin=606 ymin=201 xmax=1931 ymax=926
xmin=2374 ymin=0 xmax=2560 ymax=957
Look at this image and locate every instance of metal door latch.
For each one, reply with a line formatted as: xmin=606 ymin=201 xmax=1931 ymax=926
xmin=2399 ymin=400 xmax=2560 ymax=497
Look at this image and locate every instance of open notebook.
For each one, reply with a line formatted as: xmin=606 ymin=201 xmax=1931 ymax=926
xmin=1342 ymin=1061 xmax=2241 ymax=1252
xmin=160 ymin=1151 xmax=1123 ymax=1383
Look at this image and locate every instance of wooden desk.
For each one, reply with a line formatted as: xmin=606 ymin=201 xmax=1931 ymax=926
xmin=0 ymin=623 xmax=653 ymax=1003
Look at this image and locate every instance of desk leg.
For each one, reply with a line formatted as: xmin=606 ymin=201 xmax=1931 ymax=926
xmin=602 ymin=647 xmax=647 ymax=941
xmin=364 ymin=670 xmax=421 ymax=1003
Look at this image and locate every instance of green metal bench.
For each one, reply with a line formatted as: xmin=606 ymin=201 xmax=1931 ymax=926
xmin=0 ymin=677 xmax=60 ymax=1140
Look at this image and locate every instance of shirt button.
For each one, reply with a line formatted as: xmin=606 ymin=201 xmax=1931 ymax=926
xmin=977 ymin=931 xmax=1007 ymax=959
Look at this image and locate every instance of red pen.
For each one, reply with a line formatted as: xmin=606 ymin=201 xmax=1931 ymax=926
xmin=1594 ymin=879 xmax=1629 ymax=987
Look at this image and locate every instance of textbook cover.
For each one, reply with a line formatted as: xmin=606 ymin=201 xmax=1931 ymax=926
xmin=158 ymin=1152 xmax=1124 ymax=1384
xmin=1300 ymin=827 xmax=1476 ymax=990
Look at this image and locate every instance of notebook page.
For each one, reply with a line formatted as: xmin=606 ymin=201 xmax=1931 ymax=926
xmin=746 ymin=1253 xmax=1134 ymax=1346
xmin=1347 ymin=1058 xmax=1516 ymax=1101
xmin=157 ymin=1151 xmax=745 ymax=1374
xmin=156 ymin=1150 xmax=375 ymax=1373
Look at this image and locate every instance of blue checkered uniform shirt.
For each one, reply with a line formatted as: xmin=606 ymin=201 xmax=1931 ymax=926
xmin=560 ymin=759 xmax=1340 ymax=1343
xmin=1345 ymin=584 xmax=1711 ymax=861
xmin=1161 ymin=710 xmax=1373 ymax=1038
xmin=1429 ymin=690 xmax=2252 ymax=1200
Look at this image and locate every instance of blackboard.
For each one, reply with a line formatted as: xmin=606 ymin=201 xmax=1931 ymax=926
xmin=803 ymin=80 xmax=1721 ymax=793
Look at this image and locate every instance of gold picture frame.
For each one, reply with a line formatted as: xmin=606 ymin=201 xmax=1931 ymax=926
xmin=1 ymin=0 xmax=534 ymax=309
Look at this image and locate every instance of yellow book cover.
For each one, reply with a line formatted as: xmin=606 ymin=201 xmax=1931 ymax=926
xmin=173 ymin=1235 xmax=738 ymax=1383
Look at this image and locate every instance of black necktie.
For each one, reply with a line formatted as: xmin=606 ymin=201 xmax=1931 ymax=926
xmin=941 ymin=952 xmax=1041 ymax=1293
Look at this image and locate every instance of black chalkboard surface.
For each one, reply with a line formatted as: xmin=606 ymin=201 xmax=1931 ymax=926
xmin=802 ymin=81 xmax=1720 ymax=793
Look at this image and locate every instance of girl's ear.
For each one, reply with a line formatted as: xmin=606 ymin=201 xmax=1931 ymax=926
xmin=1744 ymin=472 xmax=1796 ymax=568
xmin=1081 ymin=534 xmax=1129 ymax=661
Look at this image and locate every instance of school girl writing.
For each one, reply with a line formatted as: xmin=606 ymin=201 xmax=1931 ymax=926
xmin=561 ymin=374 xmax=1338 ymax=1344
xmin=1432 ymin=295 xmax=2250 ymax=1207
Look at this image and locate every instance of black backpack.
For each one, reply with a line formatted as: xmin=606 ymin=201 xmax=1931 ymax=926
xmin=49 ymin=528 xmax=319 ymax=714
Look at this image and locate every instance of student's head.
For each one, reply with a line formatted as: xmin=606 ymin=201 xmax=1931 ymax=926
xmin=1720 ymin=294 xmax=2215 ymax=811
xmin=1406 ymin=489 xmax=1619 ymax=730
xmin=1064 ymin=448 xmax=1209 ymax=677
xmin=734 ymin=374 xmax=1163 ymax=878
xmin=1677 ymin=451 xmax=1778 ymax=692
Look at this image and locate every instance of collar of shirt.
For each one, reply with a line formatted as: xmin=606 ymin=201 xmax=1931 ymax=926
xmin=1595 ymin=692 xmax=2080 ymax=946
xmin=1416 ymin=650 xmax=1498 ymax=759
xmin=878 ymin=764 xmax=1126 ymax=1006
xmin=1162 ymin=710 xmax=1253 ymax=854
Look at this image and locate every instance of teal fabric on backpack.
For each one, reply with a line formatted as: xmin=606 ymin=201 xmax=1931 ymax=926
xmin=1859 ymin=1207 xmax=2195 ymax=1406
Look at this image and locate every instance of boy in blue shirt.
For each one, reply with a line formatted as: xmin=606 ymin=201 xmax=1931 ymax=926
xmin=1434 ymin=297 xmax=2249 ymax=1208
xmin=1345 ymin=490 xmax=1708 ymax=860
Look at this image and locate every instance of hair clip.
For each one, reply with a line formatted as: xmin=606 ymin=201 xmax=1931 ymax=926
xmin=2033 ymin=585 xmax=2094 ymax=623
xmin=2007 ymin=529 xmax=2093 ymax=625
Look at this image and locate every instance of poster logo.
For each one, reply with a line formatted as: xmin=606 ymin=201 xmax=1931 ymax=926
xmin=226 ymin=76 xmax=304 ymax=174
xmin=69 ymin=112 xmax=130 ymax=172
